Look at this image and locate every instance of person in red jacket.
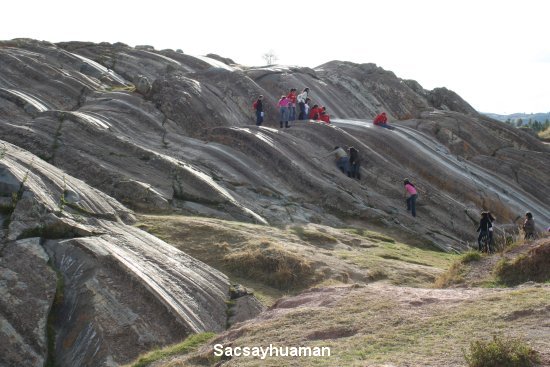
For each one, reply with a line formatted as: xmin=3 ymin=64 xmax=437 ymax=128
xmin=309 ymin=104 xmax=321 ymax=120
xmin=373 ymin=112 xmax=394 ymax=129
xmin=319 ymin=106 xmax=330 ymax=124
xmin=287 ymin=88 xmax=297 ymax=122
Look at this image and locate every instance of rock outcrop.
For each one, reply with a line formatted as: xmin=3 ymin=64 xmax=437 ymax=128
xmin=0 ymin=142 xmax=230 ymax=366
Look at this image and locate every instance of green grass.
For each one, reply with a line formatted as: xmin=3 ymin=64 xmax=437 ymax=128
xmin=464 ymin=335 xmax=540 ymax=367
xmin=494 ymin=242 xmax=550 ymax=285
xmin=126 ymin=332 xmax=215 ymax=367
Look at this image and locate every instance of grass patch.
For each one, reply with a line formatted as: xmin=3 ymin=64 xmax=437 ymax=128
xmin=126 ymin=332 xmax=215 ymax=367
xmin=493 ymin=242 xmax=550 ymax=285
xmin=460 ymin=250 xmax=482 ymax=263
xmin=464 ymin=335 xmax=540 ymax=367
xmin=290 ymin=226 xmax=338 ymax=245
xmin=223 ymin=240 xmax=315 ymax=289
xmin=434 ymin=261 xmax=466 ymax=288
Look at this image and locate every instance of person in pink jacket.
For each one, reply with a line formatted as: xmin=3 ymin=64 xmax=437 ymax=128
xmin=403 ymin=178 xmax=418 ymax=217
xmin=278 ymin=95 xmax=290 ymax=128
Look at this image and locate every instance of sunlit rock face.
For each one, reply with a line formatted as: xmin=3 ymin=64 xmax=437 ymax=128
xmin=0 ymin=142 xmax=229 ymax=366
xmin=1 ymin=39 xmax=548 ymax=246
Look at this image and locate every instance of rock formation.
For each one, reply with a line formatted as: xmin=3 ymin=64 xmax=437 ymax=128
xmin=0 ymin=38 xmax=548 ymax=366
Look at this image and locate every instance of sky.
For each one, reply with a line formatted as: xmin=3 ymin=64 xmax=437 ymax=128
xmin=2 ymin=0 xmax=549 ymax=114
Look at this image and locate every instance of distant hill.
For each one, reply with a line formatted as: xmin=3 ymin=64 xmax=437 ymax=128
xmin=484 ymin=112 xmax=550 ymax=123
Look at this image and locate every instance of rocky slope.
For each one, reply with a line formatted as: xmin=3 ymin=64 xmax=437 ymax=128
xmin=1 ymin=39 xmax=549 ymax=366
xmin=0 ymin=142 xmax=229 ymax=366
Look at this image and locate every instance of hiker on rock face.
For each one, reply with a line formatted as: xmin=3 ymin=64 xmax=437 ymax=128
xmin=287 ymin=88 xmax=297 ymax=123
xmin=320 ymin=106 xmax=331 ymax=124
xmin=348 ymin=146 xmax=360 ymax=179
xmin=278 ymin=95 xmax=290 ymax=128
xmin=522 ymin=212 xmax=536 ymax=240
xmin=297 ymin=87 xmax=310 ymax=120
xmin=403 ymin=179 xmax=418 ymax=217
xmin=253 ymin=95 xmax=264 ymax=126
xmin=373 ymin=112 xmax=394 ymax=130
xmin=476 ymin=211 xmax=495 ymax=252
xmin=329 ymin=146 xmax=349 ymax=174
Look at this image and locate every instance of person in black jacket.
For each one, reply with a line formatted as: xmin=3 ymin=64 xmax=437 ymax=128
xmin=253 ymin=95 xmax=264 ymax=126
xmin=476 ymin=211 xmax=495 ymax=252
xmin=348 ymin=146 xmax=360 ymax=180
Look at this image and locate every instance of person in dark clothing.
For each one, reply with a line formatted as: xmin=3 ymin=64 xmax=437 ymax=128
xmin=522 ymin=212 xmax=536 ymax=240
xmin=348 ymin=146 xmax=360 ymax=179
xmin=253 ymin=95 xmax=264 ymax=126
xmin=476 ymin=211 xmax=495 ymax=252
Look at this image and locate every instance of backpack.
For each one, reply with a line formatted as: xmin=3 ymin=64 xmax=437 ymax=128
xmin=252 ymin=100 xmax=258 ymax=109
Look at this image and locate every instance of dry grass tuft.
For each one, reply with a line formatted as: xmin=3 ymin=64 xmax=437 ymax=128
xmin=223 ymin=239 xmax=315 ymax=289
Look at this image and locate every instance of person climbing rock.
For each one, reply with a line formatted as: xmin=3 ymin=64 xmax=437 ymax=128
xmin=297 ymin=87 xmax=310 ymax=120
xmin=253 ymin=95 xmax=264 ymax=126
xmin=278 ymin=95 xmax=290 ymax=128
xmin=403 ymin=178 xmax=418 ymax=217
xmin=522 ymin=212 xmax=536 ymax=239
xmin=476 ymin=211 xmax=495 ymax=252
xmin=329 ymin=146 xmax=349 ymax=174
xmin=373 ymin=112 xmax=394 ymax=130
xmin=348 ymin=146 xmax=360 ymax=179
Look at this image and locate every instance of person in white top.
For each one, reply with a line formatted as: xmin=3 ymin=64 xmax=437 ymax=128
xmin=297 ymin=87 xmax=310 ymax=120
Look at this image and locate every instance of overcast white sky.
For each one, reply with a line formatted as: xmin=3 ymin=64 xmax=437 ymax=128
xmin=2 ymin=0 xmax=549 ymax=114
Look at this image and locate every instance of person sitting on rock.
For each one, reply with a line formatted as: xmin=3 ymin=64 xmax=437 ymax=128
xmin=348 ymin=146 xmax=360 ymax=179
xmin=403 ymin=178 xmax=418 ymax=218
xmin=278 ymin=95 xmax=290 ymax=128
xmin=522 ymin=212 xmax=536 ymax=240
xmin=476 ymin=211 xmax=495 ymax=252
xmin=320 ymin=106 xmax=331 ymax=124
xmin=373 ymin=112 xmax=394 ymax=130
xmin=329 ymin=146 xmax=348 ymax=174
xmin=309 ymin=104 xmax=322 ymax=120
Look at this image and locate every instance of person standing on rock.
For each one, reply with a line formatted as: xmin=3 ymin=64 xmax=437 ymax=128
xmin=253 ymin=95 xmax=264 ymax=126
xmin=522 ymin=212 xmax=536 ymax=239
xmin=297 ymin=87 xmax=310 ymax=120
xmin=403 ymin=179 xmax=418 ymax=217
xmin=476 ymin=211 xmax=495 ymax=251
xmin=278 ymin=95 xmax=290 ymax=128
xmin=348 ymin=147 xmax=361 ymax=179
xmin=373 ymin=112 xmax=395 ymax=130
xmin=287 ymin=88 xmax=297 ymax=123
xmin=304 ymin=98 xmax=311 ymax=120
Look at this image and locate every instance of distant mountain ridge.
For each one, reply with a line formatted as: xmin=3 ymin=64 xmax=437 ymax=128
xmin=484 ymin=111 xmax=550 ymax=122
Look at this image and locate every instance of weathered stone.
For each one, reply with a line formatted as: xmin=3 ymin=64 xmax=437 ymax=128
xmin=0 ymin=238 xmax=56 ymax=367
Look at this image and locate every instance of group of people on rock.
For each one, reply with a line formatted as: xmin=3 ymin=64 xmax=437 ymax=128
xmin=253 ymin=87 xmax=332 ymax=128
xmin=475 ymin=210 xmax=538 ymax=253
xmin=330 ymin=146 xmax=361 ymax=180
xmin=252 ymin=90 xmax=544 ymax=244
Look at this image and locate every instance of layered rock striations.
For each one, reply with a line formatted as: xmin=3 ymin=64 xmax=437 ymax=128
xmin=0 ymin=141 xmax=229 ymax=366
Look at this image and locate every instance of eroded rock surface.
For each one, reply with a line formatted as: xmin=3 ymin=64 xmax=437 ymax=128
xmin=0 ymin=142 xmax=230 ymax=366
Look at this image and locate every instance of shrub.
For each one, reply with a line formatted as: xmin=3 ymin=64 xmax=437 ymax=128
xmin=464 ymin=335 xmax=540 ymax=367
xmin=223 ymin=240 xmax=314 ymax=289
xmin=494 ymin=241 xmax=550 ymax=285
xmin=434 ymin=261 xmax=465 ymax=288
xmin=461 ymin=250 xmax=482 ymax=263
